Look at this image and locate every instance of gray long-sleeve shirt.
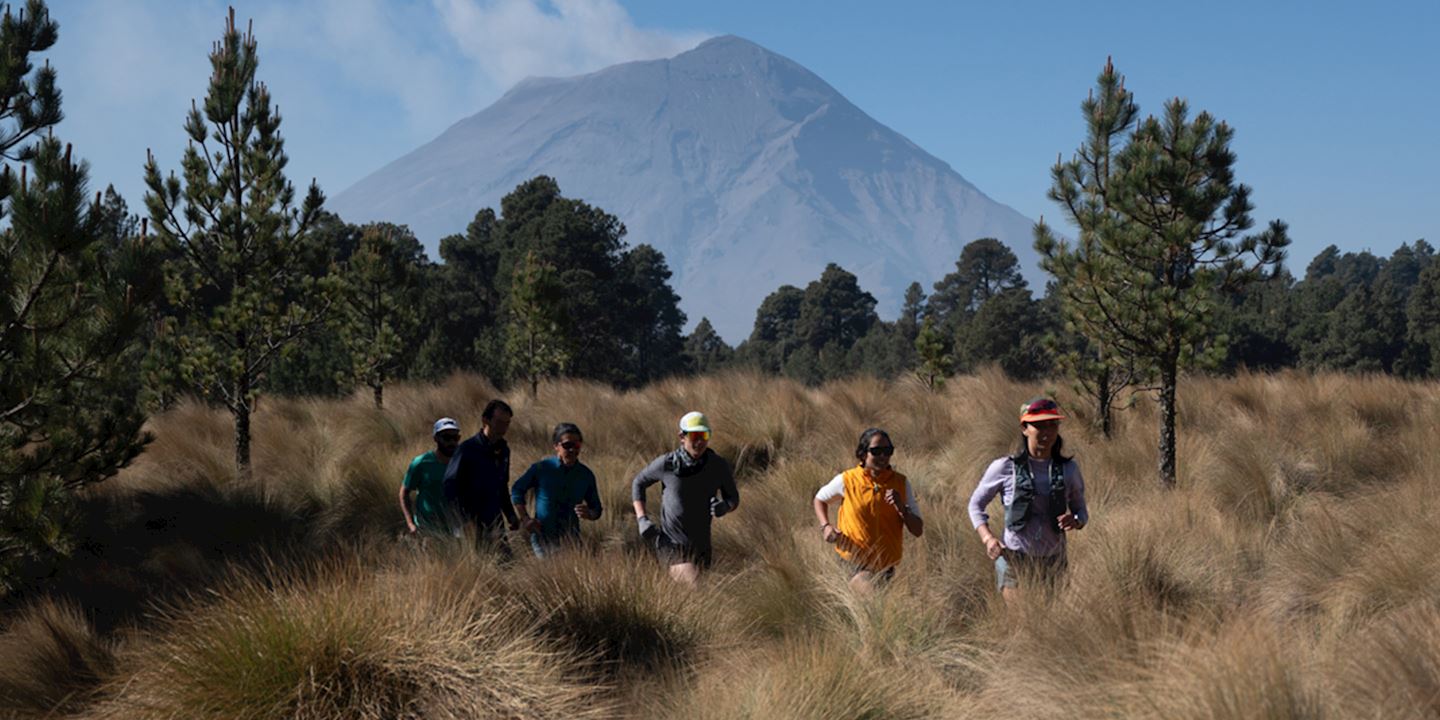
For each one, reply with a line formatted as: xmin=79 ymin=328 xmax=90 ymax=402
xmin=631 ymin=449 xmax=738 ymax=552
xmin=968 ymin=456 xmax=1088 ymax=557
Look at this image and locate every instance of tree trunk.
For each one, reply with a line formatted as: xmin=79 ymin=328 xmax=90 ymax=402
xmin=1157 ymin=354 xmax=1178 ymax=488
xmin=234 ymin=389 xmax=251 ymax=481
xmin=528 ymin=331 xmax=539 ymax=400
xmin=1098 ymin=367 xmax=1113 ymax=439
xmin=373 ymin=382 xmax=383 ymax=409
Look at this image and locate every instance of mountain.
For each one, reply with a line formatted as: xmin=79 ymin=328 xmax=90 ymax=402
xmin=330 ymin=35 xmax=1040 ymax=341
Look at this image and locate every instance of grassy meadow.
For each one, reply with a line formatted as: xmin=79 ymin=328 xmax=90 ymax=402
xmin=2 ymin=369 xmax=1439 ymax=719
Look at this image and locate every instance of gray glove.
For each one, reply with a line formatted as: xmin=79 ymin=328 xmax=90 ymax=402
xmin=710 ymin=497 xmax=731 ymax=518
xmin=637 ymin=515 xmax=659 ymax=541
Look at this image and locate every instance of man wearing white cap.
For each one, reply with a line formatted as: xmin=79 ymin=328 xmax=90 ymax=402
xmin=400 ymin=417 xmax=462 ymax=536
xmin=631 ymin=411 xmax=739 ymax=584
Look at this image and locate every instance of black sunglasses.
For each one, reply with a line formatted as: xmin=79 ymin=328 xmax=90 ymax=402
xmin=867 ymin=445 xmax=895 ymax=456
xmin=560 ymin=441 xmax=582 ymax=451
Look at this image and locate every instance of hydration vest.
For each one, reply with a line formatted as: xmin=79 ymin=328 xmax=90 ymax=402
xmin=1003 ymin=454 xmax=1068 ymax=534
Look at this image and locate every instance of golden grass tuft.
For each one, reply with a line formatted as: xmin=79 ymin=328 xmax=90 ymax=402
xmin=661 ymin=637 xmax=950 ymax=720
xmin=1127 ymin=620 xmax=1325 ymax=720
xmin=505 ymin=547 xmax=733 ymax=675
xmin=0 ymin=599 xmax=114 ymax=717
xmin=92 ymin=550 xmax=612 ymax=720
xmin=1335 ymin=602 xmax=1440 ymax=719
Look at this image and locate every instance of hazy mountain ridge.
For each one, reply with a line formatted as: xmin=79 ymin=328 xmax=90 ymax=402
xmin=333 ymin=35 xmax=1039 ymax=340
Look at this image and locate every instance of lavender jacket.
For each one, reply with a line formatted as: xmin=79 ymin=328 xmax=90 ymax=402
xmin=968 ymin=456 xmax=1088 ymax=558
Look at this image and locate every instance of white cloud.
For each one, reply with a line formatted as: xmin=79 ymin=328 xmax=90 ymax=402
xmin=435 ymin=0 xmax=711 ymax=88
xmin=44 ymin=0 xmax=709 ymax=206
xmin=252 ymin=0 xmax=470 ymax=135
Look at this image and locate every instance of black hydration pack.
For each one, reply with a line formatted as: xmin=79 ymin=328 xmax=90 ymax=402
xmin=1004 ymin=453 xmax=1069 ymax=534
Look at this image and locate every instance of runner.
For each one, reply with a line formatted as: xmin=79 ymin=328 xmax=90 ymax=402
xmin=512 ymin=423 xmax=603 ymax=557
xmin=444 ymin=400 xmax=520 ymax=549
xmin=969 ymin=396 xmax=1089 ymax=601
xmin=400 ymin=417 xmax=462 ymax=537
xmin=812 ymin=427 xmax=923 ymax=593
xmin=632 ymin=411 xmax=739 ymax=584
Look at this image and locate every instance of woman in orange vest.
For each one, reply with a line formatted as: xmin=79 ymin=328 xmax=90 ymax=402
xmin=811 ymin=428 xmax=924 ymax=592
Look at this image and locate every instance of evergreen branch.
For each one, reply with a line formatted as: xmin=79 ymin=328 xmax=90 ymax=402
xmin=150 ymin=180 xmax=229 ymax=293
xmin=193 ymin=117 xmax=227 ymax=199
xmin=246 ymin=301 xmax=331 ymax=379
xmin=0 ymin=347 xmax=107 ymax=423
xmin=1069 ymin=270 xmax=1158 ymax=353
xmin=0 ymin=124 xmax=48 ymax=162
xmin=173 ymin=232 xmax=228 ymax=292
xmin=2 ymin=246 xmax=62 ymax=342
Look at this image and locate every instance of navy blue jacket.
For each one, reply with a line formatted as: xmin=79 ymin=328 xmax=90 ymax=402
xmin=444 ymin=432 xmax=517 ymax=529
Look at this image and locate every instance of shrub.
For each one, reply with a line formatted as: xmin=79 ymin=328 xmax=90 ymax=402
xmin=95 ymin=553 xmax=611 ymax=719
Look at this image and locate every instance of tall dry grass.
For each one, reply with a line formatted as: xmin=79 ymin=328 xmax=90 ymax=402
xmin=0 ymin=599 xmax=113 ymax=717
xmin=89 ymin=548 xmax=613 ymax=720
xmin=2 ymin=368 xmax=1439 ymax=718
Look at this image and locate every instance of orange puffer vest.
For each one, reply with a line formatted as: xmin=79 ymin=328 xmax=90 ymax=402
xmin=835 ymin=466 xmax=908 ymax=571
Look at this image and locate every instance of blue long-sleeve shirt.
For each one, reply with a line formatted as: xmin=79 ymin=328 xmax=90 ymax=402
xmin=511 ymin=456 xmax=602 ymax=541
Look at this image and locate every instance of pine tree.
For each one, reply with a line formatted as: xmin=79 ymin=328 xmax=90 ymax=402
xmin=1 ymin=0 xmax=160 ymax=592
xmin=683 ymin=317 xmax=733 ymax=374
xmin=495 ymin=176 xmax=624 ymax=384
xmin=143 ymin=9 xmax=331 ymax=476
xmin=736 ymin=284 xmax=804 ymax=373
xmin=334 ymin=223 xmax=423 ymax=407
xmin=929 ymin=238 xmax=1026 ymax=328
xmin=263 ymin=212 xmax=363 ymax=397
xmin=955 ymin=287 xmax=1053 ymax=380
xmin=897 ymin=281 xmax=925 ymax=343
xmin=913 ymin=316 xmax=952 ymax=391
xmin=413 ymin=208 xmax=503 ymax=380
xmin=615 ymin=244 xmax=687 ymax=385
xmin=506 ymin=250 xmax=569 ymax=398
xmin=1036 ymin=59 xmax=1288 ymax=487
xmin=1406 ymin=253 xmax=1440 ymax=376
xmin=796 ymin=263 xmax=878 ymax=351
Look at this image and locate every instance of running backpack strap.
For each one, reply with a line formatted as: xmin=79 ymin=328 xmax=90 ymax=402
xmin=1004 ymin=457 xmax=1032 ymax=533
xmin=1047 ymin=458 xmax=1069 ymax=532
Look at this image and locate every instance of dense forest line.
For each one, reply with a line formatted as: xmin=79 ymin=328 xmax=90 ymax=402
xmin=100 ymin=179 xmax=1440 ymax=398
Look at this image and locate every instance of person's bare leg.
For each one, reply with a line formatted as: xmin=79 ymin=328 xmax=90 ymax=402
xmin=849 ymin=570 xmax=877 ymax=595
xmin=669 ymin=562 xmax=700 ymax=585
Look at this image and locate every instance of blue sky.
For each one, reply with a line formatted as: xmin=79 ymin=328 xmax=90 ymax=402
xmin=45 ymin=0 xmax=1438 ymax=273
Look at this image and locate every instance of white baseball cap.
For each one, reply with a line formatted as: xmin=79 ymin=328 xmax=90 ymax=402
xmin=433 ymin=417 xmax=460 ymax=436
xmin=678 ymin=411 xmax=710 ymax=434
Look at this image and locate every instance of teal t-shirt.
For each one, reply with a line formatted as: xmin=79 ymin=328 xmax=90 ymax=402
xmin=510 ymin=456 xmax=602 ymax=541
xmin=403 ymin=450 xmax=452 ymax=533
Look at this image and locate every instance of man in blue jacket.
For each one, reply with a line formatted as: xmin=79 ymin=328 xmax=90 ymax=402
xmin=445 ymin=400 xmax=519 ymax=548
xmin=512 ymin=422 xmax=603 ymax=557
